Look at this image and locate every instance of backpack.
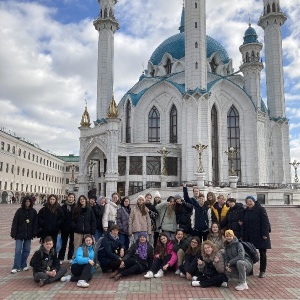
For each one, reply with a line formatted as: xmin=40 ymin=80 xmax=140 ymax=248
xmin=239 ymin=241 xmax=259 ymax=264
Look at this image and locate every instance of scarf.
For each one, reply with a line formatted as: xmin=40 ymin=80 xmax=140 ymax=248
xmin=136 ymin=242 xmax=148 ymax=260
xmin=109 ymin=233 xmax=119 ymax=241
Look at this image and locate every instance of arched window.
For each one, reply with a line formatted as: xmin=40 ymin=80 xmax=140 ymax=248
xmin=148 ymin=106 xmax=160 ymax=142
xmin=164 ymin=58 xmax=172 ymax=74
xmin=104 ymin=8 xmax=107 ymax=18
xmin=195 ymin=62 xmax=198 ymax=69
xmin=195 ymin=2 xmax=197 ymax=9
xmin=211 ymin=105 xmax=219 ymax=182
xmin=267 ymin=4 xmax=271 ymax=13
xmin=170 ymin=105 xmax=177 ymax=143
xmin=109 ymin=9 xmax=113 ymax=17
xmin=227 ymin=105 xmax=242 ymax=180
xmin=245 ymin=52 xmax=250 ymax=63
xmin=195 ymin=42 xmax=198 ymax=48
xmin=126 ymin=101 xmax=131 ymax=143
xmin=272 ymin=2 xmax=276 ymax=12
xmin=210 ymin=58 xmax=217 ymax=73
xmin=195 ymin=22 xmax=198 ymax=28
xmin=251 ymin=51 xmax=255 ymax=62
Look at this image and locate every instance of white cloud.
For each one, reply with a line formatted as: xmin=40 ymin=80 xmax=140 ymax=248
xmin=0 ymin=0 xmax=299 ymax=157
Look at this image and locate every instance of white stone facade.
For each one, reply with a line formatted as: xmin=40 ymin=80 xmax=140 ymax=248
xmin=78 ymin=0 xmax=291 ymax=199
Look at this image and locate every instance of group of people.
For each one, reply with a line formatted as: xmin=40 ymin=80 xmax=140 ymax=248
xmin=10 ymin=187 xmax=271 ymax=291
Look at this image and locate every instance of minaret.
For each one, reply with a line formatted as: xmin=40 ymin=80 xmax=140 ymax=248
xmin=185 ymin=0 xmax=207 ymax=91
xmin=93 ymin=0 xmax=119 ymax=121
xmin=239 ymin=20 xmax=263 ymax=109
xmin=258 ymin=0 xmax=286 ymax=118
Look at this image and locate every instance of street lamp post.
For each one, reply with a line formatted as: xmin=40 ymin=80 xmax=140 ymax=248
xmin=225 ymin=147 xmax=239 ymax=176
xmin=289 ymin=160 xmax=300 ymax=183
xmin=192 ymin=142 xmax=208 ymax=173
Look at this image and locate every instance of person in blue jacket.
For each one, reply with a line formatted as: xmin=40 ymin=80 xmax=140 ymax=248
xmin=61 ymin=234 xmax=95 ymax=288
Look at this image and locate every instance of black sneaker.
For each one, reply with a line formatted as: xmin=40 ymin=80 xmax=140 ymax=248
xmin=258 ymin=271 xmax=266 ymax=278
xmin=248 ymin=269 xmax=253 ymax=276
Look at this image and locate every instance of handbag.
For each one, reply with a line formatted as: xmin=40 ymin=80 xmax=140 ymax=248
xmin=158 ymin=208 xmax=167 ymax=233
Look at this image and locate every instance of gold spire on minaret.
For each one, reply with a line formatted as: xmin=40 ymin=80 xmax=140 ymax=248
xmin=80 ymin=99 xmax=91 ymax=127
xmin=107 ymin=93 xmax=118 ymax=118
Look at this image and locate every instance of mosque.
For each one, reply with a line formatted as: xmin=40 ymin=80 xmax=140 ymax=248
xmin=78 ymin=0 xmax=291 ymax=200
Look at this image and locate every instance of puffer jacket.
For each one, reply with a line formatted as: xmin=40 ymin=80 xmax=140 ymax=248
xmin=128 ymin=205 xmax=152 ymax=235
xmin=102 ymin=201 xmax=118 ymax=230
xmin=72 ymin=207 xmax=96 ymax=235
xmin=198 ymin=250 xmax=225 ymax=274
xmin=224 ymin=236 xmax=252 ymax=267
xmin=154 ymin=240 xmax=177 ymax=267
xmin=117 ymin=206 xmax=131 ymax=235
xmin=72 ymin=244 xmax=95 ymax=273
xmin=11 ymin=197 xmax=38 ymax=240
xmin=220 ymin=203 xmax=244 ymax=238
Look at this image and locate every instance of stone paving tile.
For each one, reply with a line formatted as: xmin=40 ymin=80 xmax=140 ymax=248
xmin=1 ymin=204 xmax=300 ymax=300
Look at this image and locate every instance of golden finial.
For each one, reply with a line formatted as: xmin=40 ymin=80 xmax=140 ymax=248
xmin=80 ymin=99 xmax=91 ymax=127
xmin=107 ymin=93 xmax=118 ymax=118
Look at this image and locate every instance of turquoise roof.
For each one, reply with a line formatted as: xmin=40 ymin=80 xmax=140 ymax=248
xmin=243 ymin=26 xmax=259 ymax=44
xmin=149 ymin=32 xmax=230 ymax=65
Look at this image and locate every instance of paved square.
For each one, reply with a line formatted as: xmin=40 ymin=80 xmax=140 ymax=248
xmin=1 ymin=204 xmax=299 ymax=300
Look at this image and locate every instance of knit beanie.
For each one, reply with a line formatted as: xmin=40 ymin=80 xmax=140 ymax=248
xmin=246 ymin=195 xmax=257 ymax=202
xmin=153 ymin=191 xmax=161 ymax=198
xmin=174 ymin=193 xmax=182 ymax=200
xmin=225 ymin=229 xmax=235 ymax=237
xmin=137 ymin=232 xmax=148 ymax=239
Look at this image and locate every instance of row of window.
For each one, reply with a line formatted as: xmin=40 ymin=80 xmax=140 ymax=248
xmin=118 ymin=156 xmax=178 ymax=176
xmin=0 ymin=141 xmax=63 ymax=171
xmin=0 ymin=181 xmax=62 ymax=195
xmin=127 ymin=103 xmax=241 ymax=181
xmin=0 ymin=162 xmax=64 ymax=183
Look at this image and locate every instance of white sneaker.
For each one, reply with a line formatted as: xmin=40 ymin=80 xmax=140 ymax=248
xmin=221 ymin=282 xmax=228 ymax=288
xmin=60 ymin=261 xmax=63 ymax=265
xmin=175 ymin=269 xmax=181 ymax=275
xmin=77 ymin=280 xmax=89 ymax=288
xmin=11 ymin=269 xmax=20 ymax=274
xmin=179 ymin=272 xmax=186 ymax=278
xmin=192 ymin=276 xmax=198 ymax=281
xmin=144 ymin=271 xmax=154 ymax=279
xmin=22 ymin=267 xmax=29 ymax=271
xmin=61 ymin=275 xmax=72 ymax=282
xmin=235 ymin=282 xmax=249 ymax=291
xmin=154 ymin=269 xmax=164 ymax=278
xmin=191 ymin=281 xmax=201 ymax=287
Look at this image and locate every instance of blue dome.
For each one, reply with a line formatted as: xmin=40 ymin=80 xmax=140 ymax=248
xmin=149 ymin=32 xmax=230 ymax=66
xmin=243 ymin=26 xmax=259 ymax=44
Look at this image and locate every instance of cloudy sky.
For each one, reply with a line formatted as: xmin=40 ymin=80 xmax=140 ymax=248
xmin=0 ymin=0 xmax=299 ymax=161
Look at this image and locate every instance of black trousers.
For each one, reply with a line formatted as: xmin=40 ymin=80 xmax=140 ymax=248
xmin=58 ymin=231 xmax=74 ymax=261
xmin=259 ymin=248 xmax=267 ymax=272
xmin=71 ymin=263 xmax=93 ymax=282
xmin=118 ymin=258 xmax=145 ymax=277
xmin=150 ymin=254 xmax=171 ymax=274
xmin=196 ymin=273 xmax=228 ymax=288
xmin=192 ymin=230 xmax=209 ymax=244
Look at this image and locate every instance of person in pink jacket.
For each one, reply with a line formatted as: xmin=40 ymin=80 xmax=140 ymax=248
xmin=144 ymin=233 xmax=177 ymax=278
xmin=128 ymin=195 xmax=152 ymax=241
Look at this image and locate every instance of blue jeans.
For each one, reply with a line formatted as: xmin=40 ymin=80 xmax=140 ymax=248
xmin=94 ymin=229 xmax=103 ymax=242
xmin=119 ymin=233 xmax=129 ymax=250
xmin=13 ymin=239 xmax=31 ymax=270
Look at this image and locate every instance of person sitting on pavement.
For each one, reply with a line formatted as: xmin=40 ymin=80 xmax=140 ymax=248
xmin=144 ymin=232 xmax=177 ymax=278
xmin=97 ymin=225 xmax=125 ymax=273
xmin=191 ymin=240 xmax=228 ymax=288
xmin=178 ymin=236 xmax=202 ymax=280
xmin=224 ymin=229 xmax=253 ymax=291
xmin=61 ymin=234 xmax=95 ymax=288
xmin=109 ymin=232 xmax=154 ymax=280
xmin=30 ymin=236 xmax=67 ymax=287
xmin=173 ymin=228 xmax=191 ymax=275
